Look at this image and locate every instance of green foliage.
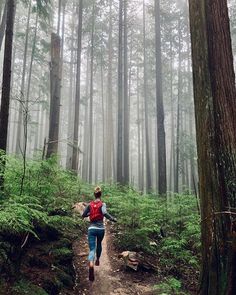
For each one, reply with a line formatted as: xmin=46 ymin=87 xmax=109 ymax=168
xmin=154 ymin=277 xmax=186 ymax=295
xmin=0 ymin=155 xmax=83 ymax=279
xmin=52 ymin=247 xmax=73 ymax=258
xmin=0 ymin=196 xmax=47 ymax=238
xmin=12 ymin=279 xmax=48 ymax=295
xmin=103 ymin=185 xmax=200 ymax=251
xmin=0 ymin=155 xmax=200 ymax=294
xmin=102 ymin=184 xmax=200 ymax=286
xmin=4 ymin=156 xmax=82 ymax=212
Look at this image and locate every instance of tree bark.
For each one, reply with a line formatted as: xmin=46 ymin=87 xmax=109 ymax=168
xmin=189 ymin=0 xmax=236 ymax=293
xmin=117 ymin=0 xmax=123 ymax=184
xmin=66 ymin=1 xmax=76 ymax=169
xmin=46 ymin=33 xmax=62 ymax=158
xmin=143 ymin=0 xmax=152 ymax=192
xmin=123 ymin=0 xmax=129 ymax=184
xmin=26 ymin=10 xmax=38 ymax=105
xmin=174 ymin=20 xmax=182 ymax=193
xmin=0 ymin=0 xmax=15 ymax=189
xmin=82 ymin=48 xmax=90 ymax=181
xmin=88 ymin=1 xmax=95 ymax=183
xmin=154 ymin=0 xmax=167 ymax=195
xmin=106 ymin=0 xmax=113 ymax=181
xmin=137 ymin=67 xmax=142 ymax=190
xmin=15 ymin=0 xmax=32 ymax=154
xmin=72 ymin=0 xmax=83 ymax=172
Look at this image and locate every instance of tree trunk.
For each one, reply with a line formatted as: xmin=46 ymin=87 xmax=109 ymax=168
xmin=137 ymin=67 xmax=142 ymax=190
xmin=46 ymin=33 xmax=62 ymax=158
xmin=143 ymin=0 xmax=152 ymax=193
xmin=174 ymin=20 xmax=182 ymax=193
xmin=82 ymin=48 xmax=90 ymax=181
xmin=88 ymin=1 xmax=95 ymax=183
xmin=66 ymin=1 xmax=76 ymax=169
xmin=100 ymin=57 xmax=105 ymax=182
xmin=72 ymin=0 xmax=83 ymax=172
xmin=169 ymin=28 xmax=175 ymax=193
xmin=15 ymin=0 xmax=31 ymax=154
xmin=34 ymin=89 xmax=41 ymax=152
xmin=26 ymin=10 xmax=38 ymax=105
xmin=106 ymin=0 xmax=113 ymax=181
xmin=0 ymin=0 xmax=15 ymax=189
xmin=117 ymin=0 xmax=123 ymax=184
xmin=141 ymin=97 xmax=145 ymax=192
xmin=123 ymin=0 xmax=129 ymax=184
xmin=154 ymin=0 xmax=166 ymax=196
xmin=189 ymin=0 xmax=236 ymax=293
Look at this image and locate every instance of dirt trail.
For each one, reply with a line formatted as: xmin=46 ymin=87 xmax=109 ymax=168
xmin=90 ymin=233 xmax=127 ymax=295
xmin=72 ymin=227 xmax=156 ymax=295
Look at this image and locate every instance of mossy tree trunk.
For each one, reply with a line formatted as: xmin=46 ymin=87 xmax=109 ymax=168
xmin=189 ymin=0 xmax=236 ymax=294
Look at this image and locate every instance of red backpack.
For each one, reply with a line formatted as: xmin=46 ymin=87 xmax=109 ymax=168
xmin=90 ymin=200 xmax=103 ymax=222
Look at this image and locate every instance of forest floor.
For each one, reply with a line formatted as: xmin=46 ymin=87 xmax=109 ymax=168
xmin=70 ymin=225 xmax=157 ymax=295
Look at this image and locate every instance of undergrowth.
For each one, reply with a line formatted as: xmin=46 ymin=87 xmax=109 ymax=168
xmin=0 ymin=155 xmax=86 ymax=293
xmin=0 ymin=154 xmax=200 ymax=294
xmin=102 ymin=184 xmax=200 ymax=294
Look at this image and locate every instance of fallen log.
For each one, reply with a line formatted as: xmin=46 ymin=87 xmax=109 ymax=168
xmin=119 ymin=251 xmax=158 ymax=272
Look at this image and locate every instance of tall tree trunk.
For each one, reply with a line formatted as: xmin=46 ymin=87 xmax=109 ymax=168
xmin=0 ymin=0 xmax=15 ymax=189
xmin=189 ymin=0 xmax=236 ymax=294
xmin=143 ymin=0 xmax=152 ymax=192
xmin=26 ymin=10 xmax=38 ymax=105
xmin=88 ymin=1 xmax=95 ymax=183
xmin=7 ymin=41 xmax=16 ymax=153
xmin=137 ymin=67 xmax=142 ymax=190
xmin=187 ymin=24 xmax=197 ymax=194
xmin=66 ymin=1 xmax=76 ymax=169
xmin=123 ymin=0 xmax=129 ymax=184
xmin=117 ymin=0 xmax=123 ymax=184
xmin=82 ymin=48 xmax=90 ymax=181
xmin=141 ymin=97 xmax=145 ymax=191
xmin=34 ymin=89 xmax=41 ymax=152
xmin=100 ymin=57 xmax=105 ymax=182
xmin=174 ymin=20 xmax=182 ymax=193
xmin=72 ymin=0 xmax=83 ymax=171
xmin=169 ymin=28 xmax=175 ymax=192
xmin=46 ymin=33 xmax=62 ymax=158
xmin=94 ymin=114 xmax=99 ymax=182
xmin=155 ymin=0 xmax=166 ymax=195
xmin=15 ymin=0 xmax=31 ymax=154
xmin=106 ymin=0 xmax=113 ymax=181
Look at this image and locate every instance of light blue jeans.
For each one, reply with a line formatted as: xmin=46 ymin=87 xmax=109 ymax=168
xmin=88 ymin=228 xmax=105 ymax=262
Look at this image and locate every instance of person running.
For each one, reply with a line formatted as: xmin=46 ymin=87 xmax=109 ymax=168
xmin=82 ymin=186 xmax=117 ymax=281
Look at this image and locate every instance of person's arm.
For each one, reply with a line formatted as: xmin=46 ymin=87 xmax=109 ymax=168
xmin=102 ymin=203 xmax=117 ymax=222
xmin=82 ymin=205 xmax=90 ymax=218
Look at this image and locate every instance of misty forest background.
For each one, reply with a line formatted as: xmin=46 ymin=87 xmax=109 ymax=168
xmin=0 ymin=0 xmax=235 ymax=192
xmin=0 ymin=0 xmax=236 ymax=294
xmin=0 ymin=0 xmax=206 ymax=193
